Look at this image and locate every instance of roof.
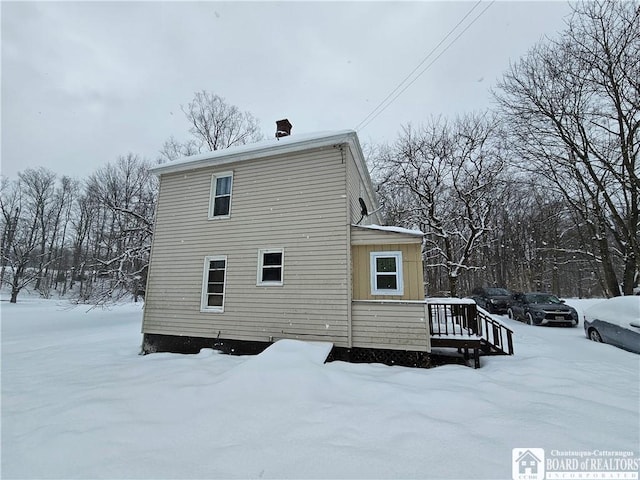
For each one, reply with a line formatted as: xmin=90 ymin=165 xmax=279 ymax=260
xmin=150 ymin=130 xmax=360 ymax=175
xmin=426 ymin=297 xmax=476 ymax=305
xmin=515 ymin=450 xmax=542 ymax=462
xmin=352 ymin=224 xmax=424 ymax=237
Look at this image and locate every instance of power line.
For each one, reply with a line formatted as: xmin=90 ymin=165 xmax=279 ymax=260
xmin=355 ymin=0 xmax=483 ymax=132
xmin=355 ymin=1 xmax=495 ymax=133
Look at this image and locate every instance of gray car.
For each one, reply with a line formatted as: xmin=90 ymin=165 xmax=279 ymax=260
xmin=584 ymin=296 xmax=640 ymax=354
xmin=507 ymin=292 xmax=579 ymax=327
xmin=470 ymin=287 xmax=512 ymax=314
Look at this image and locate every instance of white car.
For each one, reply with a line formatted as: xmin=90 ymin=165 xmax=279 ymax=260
xmin=583 ymin=296 xmax=640 ymax=354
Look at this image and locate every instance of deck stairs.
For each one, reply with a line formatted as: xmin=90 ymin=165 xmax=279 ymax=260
xmin=427 ymin=301 xmax=514 ymax=368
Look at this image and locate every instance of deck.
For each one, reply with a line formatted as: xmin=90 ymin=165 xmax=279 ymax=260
xmin=426 ymin=299 xmax=514 ymax=368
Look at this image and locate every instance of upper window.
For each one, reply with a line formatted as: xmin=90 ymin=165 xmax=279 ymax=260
xmin=257 ymin=249 xmax=284 ymax=286
xmin=209 ymin=172 xmax=233 ymax=219
xmin=201 ymin=255 xmax=227 ymax=312
xmin=370 ymin=251 xmax=404 ymax=296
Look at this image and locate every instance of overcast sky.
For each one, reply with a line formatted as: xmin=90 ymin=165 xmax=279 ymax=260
xmin=2 ymin=1 xmax=573 ymax=180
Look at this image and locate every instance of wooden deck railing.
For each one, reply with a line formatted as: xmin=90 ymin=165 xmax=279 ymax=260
xmin=426 ymin=301 xmax=514 ymax=356
xmin=476 ymin=309 xmax=514 ymax=355
xmin=427 ymin=302 xmax=480 ymax=336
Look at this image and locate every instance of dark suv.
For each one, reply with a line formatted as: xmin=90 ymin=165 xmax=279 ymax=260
xmin=508 ymin=292 xmax=579 ymax=327
xmin=469 ymin=287 xmax=512 ymax=314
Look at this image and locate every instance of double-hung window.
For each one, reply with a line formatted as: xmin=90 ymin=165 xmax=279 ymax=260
xmin=257 ymin=249 xmax=284 ymax=286
xmin=201 ymin=255 xmax=227 ymax=312
xmin=209 ymin=172 xmax=233 ymax=219
xmin=370 ymin=251 xmax=404 ymax=296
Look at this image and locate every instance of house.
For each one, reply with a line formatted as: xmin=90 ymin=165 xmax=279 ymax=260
xmin=141 ymin=125 xmax=513 ymax=366
xmin=515 ymin=449 xmax=542 ymax=475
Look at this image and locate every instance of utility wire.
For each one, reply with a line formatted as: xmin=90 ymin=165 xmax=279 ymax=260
xmin=355 ymin=1 xmax=495 ymax=133
xmin=355 ymin=1 xmax=482 ymax=132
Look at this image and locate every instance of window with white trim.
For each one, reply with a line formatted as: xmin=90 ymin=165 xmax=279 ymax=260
xmin=201 ymin=255 xmax=227 ymax=312
xmin=257 ymin=249 xmax=284 ymax=286
xmin=370 ymin=251 xmax=404 ymax=295
xmin=208 ymin=172 xmax=233 ymax=219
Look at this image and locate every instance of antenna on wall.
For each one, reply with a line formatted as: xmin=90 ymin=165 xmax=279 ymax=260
xmin=357 ymin=197 xmax=369 ymax=225
xmin=356 ymin=197 xmax=384 ymax=225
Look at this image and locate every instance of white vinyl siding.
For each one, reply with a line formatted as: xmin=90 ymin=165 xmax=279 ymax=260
xmin=352 ymin=301 xmax=430 ymax=351
xmin=142 ymin=146 xmax=351 ymax=346
xmin=142 ymin=133 xmax=434 ymax=352
xmin=370 ymin=251 xmax=404 ymax=296
xmin=208 ymin=172 xmax=233 ymax=219
xmin=201 ymin=256 xmax=227 ymax=312
xmin=257 ymin=249 xmax=284 ymax=286
xmin=345 ymin=147 xmax=380 ymax=225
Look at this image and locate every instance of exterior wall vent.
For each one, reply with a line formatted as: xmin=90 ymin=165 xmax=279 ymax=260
xmin=275 ymin=119 xmax=292 ymax=138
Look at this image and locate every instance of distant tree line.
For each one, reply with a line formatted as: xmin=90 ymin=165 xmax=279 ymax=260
xmin=1 ymin=93 xmax=262 ymax=304
xmin=0 ymin=158 xmax=156 ymax=304
xmin=373 ymin=1 xmax=638 ymax=298
xmin=1 ymin=0 xmax=637 ymax=303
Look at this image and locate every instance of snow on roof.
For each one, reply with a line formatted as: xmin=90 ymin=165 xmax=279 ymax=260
xmin=354 ymin=224 xmax=424 ymax=236
xmin=426 ymin=297 xmax=477 ymax=305
xmin=150 ymin=130 xmax=359 ymax=175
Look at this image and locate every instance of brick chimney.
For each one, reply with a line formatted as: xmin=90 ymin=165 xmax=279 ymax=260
xmin=275 ymin=119 xmax=292 ymax=138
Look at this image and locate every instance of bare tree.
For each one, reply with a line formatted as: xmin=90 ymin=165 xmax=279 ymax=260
xmin=0 ymin=177 xmax=17 ymax=287
xmin=48 ymin=177 xmax=78 ymax=295
xmin=160 ymin=91 xmax=264 ymax=162
xmin=481 ymin=179 xmax=601 ymax=296
xmin=78 ymin=154 xmax=158 ymax=305
xmin=158 ymin=136 xmax=200 ymax=163
xmin=379 ymin=113 xmax=507 ymax=297
xmin=494 ymin=0 xmax=639 ymax=296
xmin=17 ymin=168 xmax=58 ymax=292
xmin=0 ymin=173 xmax=58 ymax=303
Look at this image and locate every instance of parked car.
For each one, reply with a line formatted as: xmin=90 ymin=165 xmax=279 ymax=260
xmin=469 ymin=287 xmax=512 ymax=314
xmin=583 ymin=296 xmax=640 ymax=354
xmin=507 ymin=292 xmax=578 ymax=327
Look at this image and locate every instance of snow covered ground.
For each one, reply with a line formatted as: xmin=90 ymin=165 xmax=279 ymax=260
xmin=1 ymin=294 xmax=638 ymax=479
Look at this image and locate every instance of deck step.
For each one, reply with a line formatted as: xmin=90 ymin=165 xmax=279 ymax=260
xmin=427 ymin=301 xmax=515 ymax=367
